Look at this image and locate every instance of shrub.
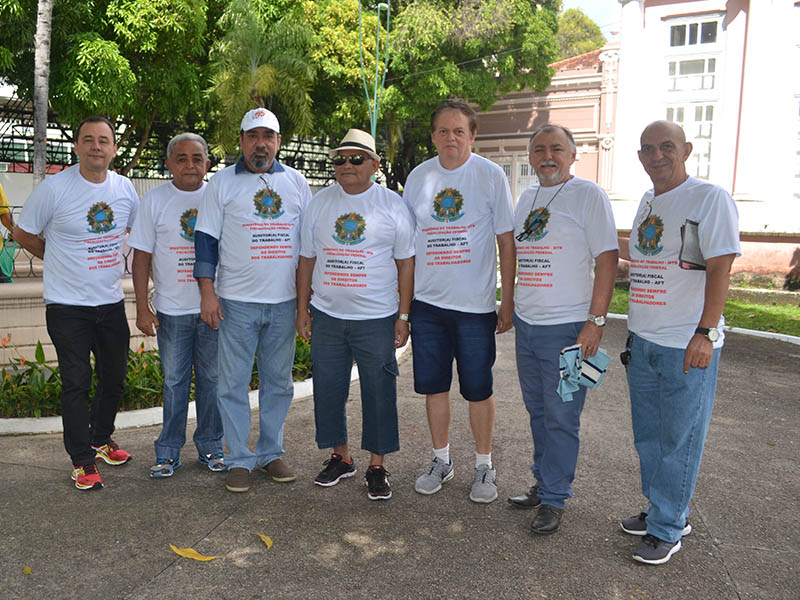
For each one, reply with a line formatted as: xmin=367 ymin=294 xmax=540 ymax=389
xmin=1 ymin=335 xmax=312 ymax=419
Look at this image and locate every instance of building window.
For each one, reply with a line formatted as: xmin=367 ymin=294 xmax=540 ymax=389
xmin=517 ymin=162 xmax=538 ymax=192
xmin=670 ymin=20 xmax=718 ymax=47
xmin=666 ymin=103 xmax=715 ymax=180
xmin=667 ymin=58 xmax=716 ymax=91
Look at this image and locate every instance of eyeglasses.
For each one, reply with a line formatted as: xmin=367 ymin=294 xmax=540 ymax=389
xmin=331 ymin=154 xmax=368 ymax=166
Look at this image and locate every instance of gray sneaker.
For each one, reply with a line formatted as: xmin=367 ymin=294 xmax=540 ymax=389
xmin=469 ymin=464 xmax=497 ymax=503
xmin=414 ymin=457 xmax=454 ymax=495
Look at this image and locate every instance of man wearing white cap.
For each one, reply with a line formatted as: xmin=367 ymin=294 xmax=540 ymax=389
xmin=296 ymin=129 xmax=414 ymax=500
xmin=194 ymin=108 xmax=312 ymax=493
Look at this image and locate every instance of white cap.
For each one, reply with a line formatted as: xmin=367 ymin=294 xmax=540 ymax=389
xmin=241 ymin=108 xmax=280 ymax=133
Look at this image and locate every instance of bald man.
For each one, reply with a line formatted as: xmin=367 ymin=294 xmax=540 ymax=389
xmin=617 ymin=120 xmax=740 ymax=564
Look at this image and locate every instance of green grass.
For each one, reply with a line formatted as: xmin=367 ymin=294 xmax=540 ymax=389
xmin=609 ymin=286 xmax=800 ymax=336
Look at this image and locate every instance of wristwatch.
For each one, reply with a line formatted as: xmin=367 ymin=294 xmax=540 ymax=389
xmin=587 ymin=314 xmax=606 ymax=327
xmin=398 ymin=313 xmax=409 ymax=322
xmin=694 ymin=327 xmax=720 ymax=342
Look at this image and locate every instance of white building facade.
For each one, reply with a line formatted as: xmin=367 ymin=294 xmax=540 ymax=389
xmin=611 ymin=0 xmax=800 ymax=234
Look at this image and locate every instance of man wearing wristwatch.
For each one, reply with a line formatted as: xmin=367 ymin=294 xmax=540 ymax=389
xmin=507 ymin=125 xmax=619 ymax=535
xmin=296 ymin=129 xmax=414 ymax=501
xmin=617 ymin=121 xmax=740 ymax=565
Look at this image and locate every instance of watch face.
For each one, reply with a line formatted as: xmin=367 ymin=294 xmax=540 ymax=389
xmin=707 ymin=328 xmax=720 ymax=342
xmin=590 ymin=315 xmax=606 ymax=327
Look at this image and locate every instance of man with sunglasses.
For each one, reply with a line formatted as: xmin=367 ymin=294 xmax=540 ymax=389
xmin=617 ymin=121 xmax=739 ymax=564
xmin=296 ymin=129 xmax=414 ymax=500
xmin=403 ymin=99 xmax=515 ymax=504
xmin=507 ymin=124 xmax=618 ymax=535
xmin=194 ymin=109 xmax=312 ymax=493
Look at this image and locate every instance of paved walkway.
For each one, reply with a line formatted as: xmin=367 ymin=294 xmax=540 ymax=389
xmin=1 ymin=320 xmax=798 ymax=599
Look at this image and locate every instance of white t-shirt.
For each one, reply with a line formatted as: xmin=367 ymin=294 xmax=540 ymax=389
xmin=127 ymin=181 xmax=206 ymax=315
xmin=196 ymin=163 xmax=311 ymax=303
xmin=18 ymin=165 xmax=139 ymax=306
xmin=628 ymin=177 xmax=740 ymax=349
xmin=403 ymin=153 xmax=514 ymax=313
xmin=300 ymin=183 xmax=415 ymax=320
xmin=514 ymin=177 xmax=618 ymax=325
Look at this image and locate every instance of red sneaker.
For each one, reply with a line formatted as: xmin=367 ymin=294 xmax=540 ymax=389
xmin=92 ymin=440 xmax=132 ymax=465
xmin=72 ymin=463 xmax=104 ymax=490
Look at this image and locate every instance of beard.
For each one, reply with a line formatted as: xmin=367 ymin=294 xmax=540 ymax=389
xmin=247 ymin=150 xmax=271 ymax=170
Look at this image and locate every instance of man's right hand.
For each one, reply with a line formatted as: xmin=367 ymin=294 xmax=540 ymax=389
xmin=136 ymin=309 xmax=159 ymax=337
xmin=200 ymin=291 xmax=223 ymax=330
xmin=296 ymin=309 xmax=312 ymax=341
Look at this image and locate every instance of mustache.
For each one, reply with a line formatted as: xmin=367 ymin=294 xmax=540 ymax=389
xmin=539 ymin=160 xmax=558 ymax=168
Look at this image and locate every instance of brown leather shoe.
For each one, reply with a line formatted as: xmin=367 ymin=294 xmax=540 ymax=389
xmin=265 ymin=458 xmax=296 ymax=483
xmin=225 ymin=467 xmax=250 ymax=492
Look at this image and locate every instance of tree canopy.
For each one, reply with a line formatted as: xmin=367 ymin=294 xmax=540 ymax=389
xmin=0 ymin=0 xmax=562 ymax=186
xmin=556 ymin=7 xmax=606 ymax=60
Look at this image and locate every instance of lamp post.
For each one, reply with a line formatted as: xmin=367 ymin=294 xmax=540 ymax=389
xmin=358 ymin=2 xmax=391 ymax=141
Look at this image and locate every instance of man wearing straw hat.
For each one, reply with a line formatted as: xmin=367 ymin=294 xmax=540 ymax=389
xmin=296 ymin=129 xmax=414 ymax=500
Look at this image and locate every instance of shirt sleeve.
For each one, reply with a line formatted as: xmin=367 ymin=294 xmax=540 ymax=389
xmin=193 ymin=231 xmax=219 ymax=280
xmin=492 ymin=167 xmax=515 ymax=235
xmin=584 ymin=185 xmax=619 ymax=257
xmin=123 ymin=179 xmax=139 ymax=230
xmin=126 ymin=191 xmax=155 ymax=253
xmin=299 ymin=194 xmax=317 ymax=259
xmin=17 ymin=178 xmax=54 ymax=236
xmin=698 ymin=186 xmax=741 ymax=260
xmin=392 ymin=194 xmax=416 ymax=260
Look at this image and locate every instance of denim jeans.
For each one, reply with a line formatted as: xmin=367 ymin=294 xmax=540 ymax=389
xmin=310 ymin=306 xmax=400 ymax=456
xmin=217 ymin=297 xmax=296 ymax=471
xmin=513 ymin=315 xmax=586 ymax=509
xmin=626 ymin=332 xmax=721 ymax=543
xmin=410 ymin=300 xmax=497 ymax=401
xmin=153 ymin=312 xmax=223 ymax=461
xmin=45 ymin=301 xmax=129 ymax=466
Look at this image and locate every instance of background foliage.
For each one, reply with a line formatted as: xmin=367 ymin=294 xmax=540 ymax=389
xmin=0 ymin=0 xmax=594 ymax=186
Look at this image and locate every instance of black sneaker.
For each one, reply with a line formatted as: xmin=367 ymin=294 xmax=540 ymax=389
xmin=364 ymin=465 xmax=392 ymax=501
xmin=314 ymin=453 xmax=356 ymax=487
xmin=620 ymin=512 xmax=692 ymax=536
xmin=633 ymin=534 xmax=682 ymax=565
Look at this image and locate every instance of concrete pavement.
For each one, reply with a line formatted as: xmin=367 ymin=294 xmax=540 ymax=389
xmin=1 ymin=319 xmax=798 ymax=599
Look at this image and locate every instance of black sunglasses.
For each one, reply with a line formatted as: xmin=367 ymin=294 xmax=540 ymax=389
xmin=331 ymin=154 xmax=368 ymax=166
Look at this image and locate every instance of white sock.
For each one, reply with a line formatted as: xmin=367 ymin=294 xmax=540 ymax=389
xmin=475 ymin=452 xmax=492 ymax=468
xmin=433 ymin=445 xmax=450 ymax=464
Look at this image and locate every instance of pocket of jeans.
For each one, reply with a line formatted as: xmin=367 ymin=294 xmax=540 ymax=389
xmin=383 ymin=359 xmax=400 ymax=378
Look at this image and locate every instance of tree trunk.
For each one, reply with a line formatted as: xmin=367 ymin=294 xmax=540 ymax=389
xmin=32 ymin=0 xmax=54 ymax=187
xmin=120 ymin=111 xmax=156 ymax=176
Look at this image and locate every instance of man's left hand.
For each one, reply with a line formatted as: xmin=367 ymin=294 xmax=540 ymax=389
xmin=394 ymin=319 xmax=410 ymax=348
xmin=576 ymin=322 xmax=603 ymax=357
xmin=496 ymin=299 xmax=514 ymax=334
xmin=683 ymin=334 xmax=713 ymax=373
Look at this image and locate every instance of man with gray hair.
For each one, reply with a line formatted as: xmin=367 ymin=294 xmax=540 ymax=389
xmin=507 ymin=124 xmax=618 ymax=535
xmin=128 ymin=132 xmax=225 ymax=478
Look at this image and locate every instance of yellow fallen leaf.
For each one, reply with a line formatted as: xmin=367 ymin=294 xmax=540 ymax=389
xmin=169 ymin=544 xmax=222 ymax=561
xmin=22 ymin=566 xmax=32 ymax=575
xmin=256 ymin=533 xmax=273 ymax=550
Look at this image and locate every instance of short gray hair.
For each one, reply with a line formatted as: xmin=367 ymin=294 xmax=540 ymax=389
xmin=527 ymin=124 xmax=577 ymax=153
xmin=167 ymin=132 xmax=209 ymax=160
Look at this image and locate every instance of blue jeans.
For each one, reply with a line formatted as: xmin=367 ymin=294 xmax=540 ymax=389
xmin=153 ymin=312 xmax=223 ymax=461
xmin=514 ymin=316 xmax=586 ymax=509
xmin=46 ymin=301 xmax=129 ymax=466
xmin=310 ymin=306 xmax=400 ymax=456
xmin=217 ymin=297 xmax=296 ymax=471
xmin=626 ymin=332 xmax=721 ymax=543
